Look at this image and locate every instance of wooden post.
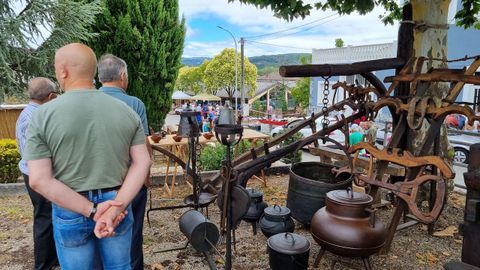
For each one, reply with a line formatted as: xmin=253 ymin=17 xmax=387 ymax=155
xmin=266 ymin=89 xmax=270 ymax=117
xmin=379 ymin=4 xmax=415 ymax=254
xmin=461 ymin=143 xmax=480 ymax=267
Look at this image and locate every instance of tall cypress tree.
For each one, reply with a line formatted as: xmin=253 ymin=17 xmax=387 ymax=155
xmin=88 ymin=0 xmax=185 ymax=129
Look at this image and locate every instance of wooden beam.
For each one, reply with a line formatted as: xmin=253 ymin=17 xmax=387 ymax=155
xmin=279 ymin=58 xmax=405 ymax=78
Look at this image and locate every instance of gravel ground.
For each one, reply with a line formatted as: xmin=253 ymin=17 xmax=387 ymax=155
xmin=0 ymin=174 xmax=465 ymax=270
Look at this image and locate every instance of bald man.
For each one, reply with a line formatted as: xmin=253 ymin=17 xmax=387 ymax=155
xmin=16 ymin=77 xmax=58 ymax=270
xmin=24 ymin=43 xmax=151 ymax=270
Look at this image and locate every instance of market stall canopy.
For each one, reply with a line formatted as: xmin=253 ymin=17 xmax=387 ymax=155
xmin=191 ymin=93 xmax=221 ymax=101
xmin=172 ymin=91 xmax=192 ymax=100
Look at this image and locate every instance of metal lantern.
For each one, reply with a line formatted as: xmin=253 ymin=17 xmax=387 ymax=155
xmin=214 ymin=124 xmax=243 ymax=147
xmin=178 ymin=110 xmax=200 ymax=138
xmin=218 ymin=108 xmax=235 ymax=125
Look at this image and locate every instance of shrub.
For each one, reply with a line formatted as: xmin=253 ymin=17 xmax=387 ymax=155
xmin=199 ymin=140 xmax=259 ymax=171
xmin=199 ymin=144 xmax=227 ymax=171
xmin=0 ymin=139 xmax=21 ymax=183
xmin=279 ymin=131 xmax=303 ymax=164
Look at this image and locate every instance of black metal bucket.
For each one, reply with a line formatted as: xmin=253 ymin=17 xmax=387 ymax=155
xmin=287 ymin=162 xmax=351 ymax=225
xmin=179 ymin=210 xmax=219 ymax=252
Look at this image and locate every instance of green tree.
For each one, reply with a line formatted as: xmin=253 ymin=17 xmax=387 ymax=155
xmin=229 ymin=0 xmax=479 ymax=28
xmin=88 ymin=0 xmax=185 ymax=129
xmin=335 ymin=38 xmax=345 ymax=48
xmin=0 ymin=0 xmax=101 ymax=102
xmin=175 ymin=66 xmax=203 ymax=94
xmin=291 ymin=55 xmax=312 ymax=110
xmin=203 ymin=48 xmax=257 ymax=100
xmin=175 ymin=60 xmax=209 ymax=94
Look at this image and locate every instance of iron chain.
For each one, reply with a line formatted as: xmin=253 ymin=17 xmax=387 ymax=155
xmin=321 ymin=76 xmax=331 ymax=135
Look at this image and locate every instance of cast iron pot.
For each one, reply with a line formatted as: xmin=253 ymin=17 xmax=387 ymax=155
xmin=260 ymin=205 xmax=295 ymax=238
xmin=310 ymin=189 xmax=387 ymax=258
xmin=287 ymin=162 xmax=352 ymax=225
xmin=243 ymin=188 xmax=268 ymax=222
xmin=267 ymin=232 xmax=310 ymax=270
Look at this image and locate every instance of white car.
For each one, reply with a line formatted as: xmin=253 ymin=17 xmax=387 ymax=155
xmin=270 ymin=118 xmax=345 ymax=148
xmin=448 ymin=131 xmax=479 ymax=164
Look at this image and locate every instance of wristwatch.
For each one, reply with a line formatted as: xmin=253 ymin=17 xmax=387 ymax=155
xmin=89 ymin=202 xmax=98 ymax=219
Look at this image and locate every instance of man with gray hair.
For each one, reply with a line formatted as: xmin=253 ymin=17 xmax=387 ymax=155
xmin=15 ymin=77 xmax=58 ymax=270
xmin=98 ymin=53 xmax=151 ymax=270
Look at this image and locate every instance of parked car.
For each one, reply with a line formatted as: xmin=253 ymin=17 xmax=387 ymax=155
xmin=270 ymin=118 xmax=345 ymax=148
xmin=376 ymin=125 xmax=479 ymax=164
xmin=448 ymin=131 xmax=479 ymax=164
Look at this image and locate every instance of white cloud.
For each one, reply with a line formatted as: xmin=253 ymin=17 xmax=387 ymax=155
xmin=180 ymin=0 xmax=402 ymax=57
xmin=186 ymin=24 xmax=196 ymax=38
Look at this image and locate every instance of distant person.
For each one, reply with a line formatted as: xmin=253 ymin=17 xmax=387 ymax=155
xmin=15 ymin=77 xmax=59 ymax=270
xmin=362 ymin=121 xmax=377 ymax=144
xmin=349 ymin=124 xmax=363 ymax=146
xmin=195 ymin=103 xmax=203 ymax=126
xmin=446 ymin=114 xmax=459 ymax=129
xmin=98 ymin=54 xmax=152 ymax=270
xmin=456 ymin=114 xmax=466 ymax=130
xmin=25 ymin=43 xmax=151 ymax=269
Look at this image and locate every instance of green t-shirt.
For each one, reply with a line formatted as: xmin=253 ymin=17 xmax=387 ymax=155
xmin=349 ymin=131 xmax=363 ymax=146
xmin=24 ymin=89 xmax=145 ymax=192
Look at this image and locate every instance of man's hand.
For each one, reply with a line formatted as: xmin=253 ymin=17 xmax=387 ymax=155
xmin=94 ymin=206 xmax=124 ymax=239
xmin=93 ymin=200 xmax=124 ymax=221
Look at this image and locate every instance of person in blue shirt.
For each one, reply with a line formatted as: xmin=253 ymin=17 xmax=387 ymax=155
xmin=98 ymin=54 xmax=151 ymax=270
xmin=16 ymin=77 xmax=59 ymax=270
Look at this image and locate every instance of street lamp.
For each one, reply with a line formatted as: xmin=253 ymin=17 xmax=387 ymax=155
xmin=217 ymin=25 xmax=238 ymax=117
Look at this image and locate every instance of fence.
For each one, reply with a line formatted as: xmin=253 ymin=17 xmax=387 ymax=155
xmin=0 ymin=105 xmax=25 ymax=139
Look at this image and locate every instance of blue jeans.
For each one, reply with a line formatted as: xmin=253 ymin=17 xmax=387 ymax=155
xmin=131 ymin=185 xmax=147 ymax=270
xmin=52 ymin=190 xmax=133 ymax=270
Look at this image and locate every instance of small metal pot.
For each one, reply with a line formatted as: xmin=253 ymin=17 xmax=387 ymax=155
xmin=243 ymin=188 xmax=268 ymax=222
xmin=260 ymin=205 xmax=295 ymax=238
xmin=243 ymin=188 xmax=268 ymax=235
xmin=267 ymin=232 xmax=310 ymax=270
xmin=179 ymin=210 xmax=219 ymax=252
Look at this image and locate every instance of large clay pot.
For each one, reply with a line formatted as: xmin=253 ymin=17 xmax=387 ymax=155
xmin=310 ymin=189 xmax=387 ymax=258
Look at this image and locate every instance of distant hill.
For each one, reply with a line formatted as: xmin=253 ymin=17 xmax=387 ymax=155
xmin=181 ymin=53 xmax=310 ymax=73
xmin=249 ymin=53 xmax=310 ymax=69
xmin=181 ymin=57 xmax=210 ymax=66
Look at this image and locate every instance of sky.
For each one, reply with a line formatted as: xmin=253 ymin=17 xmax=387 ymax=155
xmin=179 ymin=0 xmax=398 ymax=58
xmin=179 ymin=0 xmax=460 ymax=58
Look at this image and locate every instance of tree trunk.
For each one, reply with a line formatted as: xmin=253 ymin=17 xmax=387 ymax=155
xmin=408 ymin=0 xmax=452 ymax=160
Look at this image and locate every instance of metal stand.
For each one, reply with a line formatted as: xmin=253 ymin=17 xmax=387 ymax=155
xmin=147 ymin=111 xmax=218 ymax=270
xmin=314 ymin=247 xmax=372 ymax=270
xmin=214 ymin=124 xmax=243 ymax=270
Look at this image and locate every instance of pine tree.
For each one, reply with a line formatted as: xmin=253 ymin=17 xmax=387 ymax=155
xmin=0 ymin=0 xmax=101 ymax=102
xmin=88 ymin=0 xmax=186 ymax=130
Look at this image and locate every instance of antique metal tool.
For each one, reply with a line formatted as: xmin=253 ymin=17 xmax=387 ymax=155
xmin=344 ymin=142 xmax=454 ymax=224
